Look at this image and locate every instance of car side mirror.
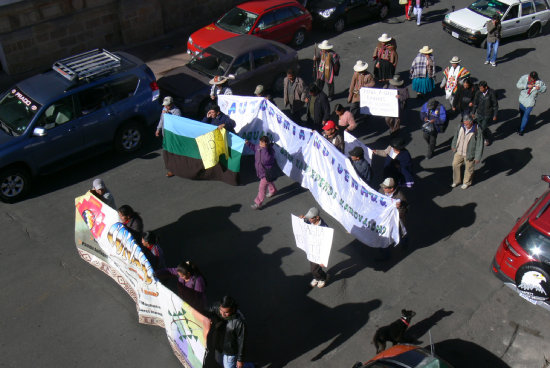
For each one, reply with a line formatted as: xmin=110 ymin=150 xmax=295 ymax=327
xmin=252 ymin=28 xmax=260 ymax=34
xmin=227 ymin=74 xmax=236 ymax=80
xmin=32 ymin=127 xmax=47 ymax=137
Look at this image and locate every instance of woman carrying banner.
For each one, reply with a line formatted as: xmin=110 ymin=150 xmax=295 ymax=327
xmin=299 ymin=207 xmax=329 ymax=288
xmin=118 ymin=205 xmax=144 ymax=242
xmin=156 ymin=260 xmax=207 ymax=311
xmin=245 ymin=136 xmax=277 ymax=210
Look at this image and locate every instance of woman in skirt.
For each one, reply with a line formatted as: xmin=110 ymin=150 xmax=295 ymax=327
xmin=410 ymin=45 xmax=435 ymax=98
xmin=373 ymin=33 xmax=398 ymax=84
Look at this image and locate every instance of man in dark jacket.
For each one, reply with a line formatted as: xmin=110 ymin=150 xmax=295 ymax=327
xmin=472 ymin=80 xmax=498 ymax=146
xmin=420 ymin=99 xmax=446 ymax=159
xmin=202 ymin=104 xmax=236 ymax=133
xmin=208 ymin=296 xmax=246 ymax=368
xmin=452 ymin=78 xmax=475 ymax=120
xmin=305 ymin=83 xmax=330 ymax=130
xmin=349 ymin=146 xmax=373 ymax=186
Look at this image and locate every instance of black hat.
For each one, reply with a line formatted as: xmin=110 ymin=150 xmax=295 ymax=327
xmin=349 ymin=146 xmax=364 ymax=157
xmin=390 ymin=137 xmax=406 ymax=150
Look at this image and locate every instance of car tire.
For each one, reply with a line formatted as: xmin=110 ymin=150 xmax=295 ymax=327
xmin=527 ymin=23 xmax=541 ymax=38
xmin=115 ymin=121 xmax=144 ymax=153
xmin=0 ymin=166 xmax=30 ymax=203
xmin=515 ymin=264 xmax=550 ymax=302
xmin=334 ymin=18 xmax=346 ymax=33
xmin=379 ymin=5 xmax=389 ymax=20
xmin=292 ymin=29 xmax=306 ymax=48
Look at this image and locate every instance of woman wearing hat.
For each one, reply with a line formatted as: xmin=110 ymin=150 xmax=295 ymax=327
xmin=209 ymin=75 xmax=233 ymax=102
xmin=373 ymin=137 xmax=414 ymax=188
xmin=384 ymin=75 xmax=409 ymax=134
xmin=410 ymin=46 xmax=435 ymax=98
xmin=440 ymin=56 xmax=470 ymax=107
xmin=373 ymin=34 xmax=398 ymax=83
xmin=314 ymin=40 xmax=340 ymax=101
xmin=348 ymin=60 xmax=375 ymax=121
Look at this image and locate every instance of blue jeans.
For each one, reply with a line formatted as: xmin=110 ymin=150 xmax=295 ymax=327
xmin=215 ymin=351 xmax=237 ymax=368
xmin=486 ymin=40 xmax=499 ymax=63
xmin=519 ymin=103 xmax=534 ymax=133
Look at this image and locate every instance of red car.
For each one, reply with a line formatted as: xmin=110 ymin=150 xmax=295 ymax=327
xmin=492 ymin=175 xmax=550 ymax=308
xmin=353 ymin=344 xmax=454 ymax=367
xmin=187 ymin=0 xmax=312 ymax=55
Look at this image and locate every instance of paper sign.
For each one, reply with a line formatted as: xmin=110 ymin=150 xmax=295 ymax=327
xmin=291 ymin=214 xmax=334 ymax=266
xmin=360 ymin=87 xmax=399 ymax=117
xmin=195 ymin=128 xmax=229 ymax=169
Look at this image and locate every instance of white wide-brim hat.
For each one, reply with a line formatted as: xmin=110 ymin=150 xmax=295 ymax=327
xmin=353 ymin=60 xmax=369 ymax=72
xmin=318 ymin=40 xmax=334 ymax=50
xmin=209 ymin=76 xmax=229 ymax=85
xmin=419 ymin=45 xmax=433 ymax=54
xmin=450 ymin=56 xmax=461 ymax=63
xmin=378 ymin=33 xmax=392 ymax=43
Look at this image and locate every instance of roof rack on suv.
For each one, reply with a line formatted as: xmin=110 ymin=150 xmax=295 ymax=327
xmin=52 ymin=49 xmax=121 ymax=82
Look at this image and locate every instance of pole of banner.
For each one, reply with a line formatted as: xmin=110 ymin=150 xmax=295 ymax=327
xmin=313 ymin=42 xmax=317 ymax=82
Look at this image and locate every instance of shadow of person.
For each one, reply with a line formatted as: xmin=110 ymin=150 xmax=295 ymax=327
xmin=475 ymin=148 xmax=533 ymax=184
xmin=262 ymin=182 xmax=307 ymax=209
xmin=432 ymin=339 xmax=511 ymax=368
xmin=530 ymin=108 xmax=550 ymax=134
xmin=403 ymin=308 xmax=454 ymax=343
xmin=497 ymin=47 xmax=536 ymax=64
xmin=421 ymin=8 xmax=450 ymax=23
xmin=493 ymin=108 xmax=520 ymax=141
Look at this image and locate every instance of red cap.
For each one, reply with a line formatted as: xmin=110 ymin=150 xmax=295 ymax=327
xmin=322 ymin=120 xmax=336 ymax=130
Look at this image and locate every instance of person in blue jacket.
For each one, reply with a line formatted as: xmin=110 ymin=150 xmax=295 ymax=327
xmin=420 ymin=99 xmax=446 ymax=159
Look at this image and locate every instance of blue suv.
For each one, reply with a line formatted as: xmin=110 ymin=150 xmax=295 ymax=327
xmin=0 ymin=49 xmax=161 ymax=202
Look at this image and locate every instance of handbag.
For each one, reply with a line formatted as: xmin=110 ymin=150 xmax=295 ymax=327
xmin=422 ymin=122 xmax=434 ymax=134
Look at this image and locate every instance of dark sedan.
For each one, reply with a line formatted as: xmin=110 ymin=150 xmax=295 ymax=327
xmin=158 ymin=35 xmax=298 ymax=117
xmin=307 ymin=0 xmax=391 ymax=33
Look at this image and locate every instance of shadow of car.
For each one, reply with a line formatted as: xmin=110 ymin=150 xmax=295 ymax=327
xmin=187 ymin=0 xmax=312 ymax=55
xmin=307 ymin=0 xmax=391 ymax=33
xmin=158 ymin=35 xmax=298 ymax=118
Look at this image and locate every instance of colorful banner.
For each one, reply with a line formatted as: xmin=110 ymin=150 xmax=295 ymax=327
xmin=291 ymin=214 xmax=334 ymax=266
xmin=74 ymin=192 xmax=210 ymax=367
xmin=219 ymin=95 xmax=402 ymax=247
xmin=195 ymin=128 xmax=229 ymax=169
xmin=360 ymin=87 xmax=399 ymax=117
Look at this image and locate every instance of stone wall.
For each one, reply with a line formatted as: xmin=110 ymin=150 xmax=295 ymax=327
xmin=0 ymin=0 xmax=244 ymax=74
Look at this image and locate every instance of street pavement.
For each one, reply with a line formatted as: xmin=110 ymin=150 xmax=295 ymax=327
xmin=2 ymin=0 xmax=550 ymax=367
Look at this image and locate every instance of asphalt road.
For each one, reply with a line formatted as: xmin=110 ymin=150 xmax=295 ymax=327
xmin=2 ymin=0 xmax=550 ymax=367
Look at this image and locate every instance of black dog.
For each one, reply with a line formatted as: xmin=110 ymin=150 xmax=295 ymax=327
xmin=372 ymin=309 xmax=416 ymax=353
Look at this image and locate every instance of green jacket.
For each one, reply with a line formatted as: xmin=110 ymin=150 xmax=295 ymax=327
xmin=451 ymin=123 xmax=484 ymax=161
xmin=517 ymin=74 xmax=547 ymax=108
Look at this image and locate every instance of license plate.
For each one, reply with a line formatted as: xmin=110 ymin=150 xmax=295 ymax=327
xmin=451 ymin=31 xmax=459 ymax=38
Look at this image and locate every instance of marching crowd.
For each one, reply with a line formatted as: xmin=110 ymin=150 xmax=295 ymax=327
xmin=89 ymin=10 xmax=548 ymax=367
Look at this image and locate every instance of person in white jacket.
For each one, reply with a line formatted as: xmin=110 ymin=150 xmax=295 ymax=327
xmin=517 ymin=71 xmax=546 ymax=136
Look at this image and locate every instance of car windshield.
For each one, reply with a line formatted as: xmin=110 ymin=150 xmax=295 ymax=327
xmin=216 ymin=8 xmax=258 ymax=34
xmin=468 ymin=0 xmax=508 ymax=18
xmin=187 ymin=48 xmax=233 ymax=78
xmin=516 ymin=221 xmax=550 ymax=258
xmin=0 ymin=89 xmax=41 ymax=136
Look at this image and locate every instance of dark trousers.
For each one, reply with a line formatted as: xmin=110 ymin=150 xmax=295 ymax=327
xmin=316 ymin=79 xmax=335 ymax=98
xmin=422 ymin=130 xmax=438 ymax=158
xmin=288 ymin=101 xmax=304 ymax=123
xmin=477 ymin=116 xmax=494 ymax=143
xmin=310 ymin=262 xmax=327 ymax=281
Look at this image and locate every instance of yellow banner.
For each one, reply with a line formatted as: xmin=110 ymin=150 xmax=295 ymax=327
xmin=195 ymin=128 xmax=229 ymax=169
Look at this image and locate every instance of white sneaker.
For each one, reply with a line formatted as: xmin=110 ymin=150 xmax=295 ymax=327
xmin=484 ymin=61 xmax=490 ymax=65
xmin=490 ymin=62 xmax=496 ymax=67
xmin=451 ymin=183 xmax=458 ymax=188
xmin=266 ymin=191 xmax=276 ymax=198
xmin=461 ymin=184 xmax=469 ymax=189
xmin=310 ymin=279 xmax=318 ymax=287
xmin=317 ymin=280 xmax=326 ymax=288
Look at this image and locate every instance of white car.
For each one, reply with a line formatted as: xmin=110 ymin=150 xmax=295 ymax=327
xmin=442 ymin=0 xmax=550 ymax=47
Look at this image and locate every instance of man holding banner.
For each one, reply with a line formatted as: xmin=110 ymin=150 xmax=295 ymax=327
xmin=298 ymin=207 xmax=331 ymax=289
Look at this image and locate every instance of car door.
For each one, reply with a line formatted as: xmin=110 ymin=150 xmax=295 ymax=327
xmin=501 ymin=4 xmax=521 ymax=36
xmin=74 ymin=83 xmax=115 ymax=149
xmin=253 ymin=11 xmax=279 ymax=41
xmin=263 ymin=7 xmax=296 ymax=44
xmin=27 ymin=95 xmax=84 ymax=171
xmin=226 ymin=52 xmax=255 ymax=94
xmin=346 ymin=0 xmax=371 ymax=24
xmin=251 ymin=48 xmax=281 ymax=88
xmin=517 ymin=0 xmax=537 ymax=32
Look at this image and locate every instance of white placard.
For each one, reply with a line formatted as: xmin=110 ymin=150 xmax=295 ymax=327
xmin=360 ymin=87 xmax=399 ymax=117
xmin=291 ymin=214 xmax=334 ymax=266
